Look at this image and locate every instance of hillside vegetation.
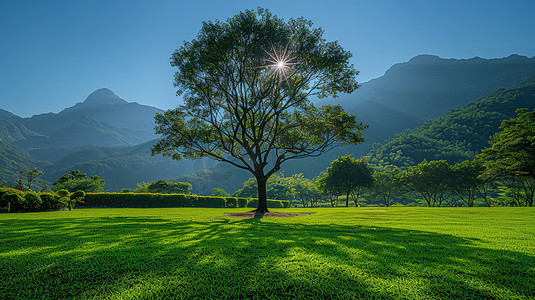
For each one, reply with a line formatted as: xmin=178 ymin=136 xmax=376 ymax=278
xmin=368 ymin=75 xmax=535 ymax=168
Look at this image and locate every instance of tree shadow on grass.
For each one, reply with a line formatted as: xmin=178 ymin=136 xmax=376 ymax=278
xmin=0 ymin=215 xmax=534 ymax=299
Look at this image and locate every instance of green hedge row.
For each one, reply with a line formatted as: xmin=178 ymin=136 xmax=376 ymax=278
xmin=0 ymin=188 xmax=82 ymax=212
xmin=247 ymin=199 xmax=290 ymax=208
xmin=82 ymin=193 xmax=289 ymax=208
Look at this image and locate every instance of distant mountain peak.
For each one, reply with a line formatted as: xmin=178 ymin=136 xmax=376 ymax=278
xmin=82 ymin=88 xmax=128 ymax=106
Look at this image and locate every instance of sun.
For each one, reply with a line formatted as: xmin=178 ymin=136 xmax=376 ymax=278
xmin=262 ymin=44 xmax=298 ymax=85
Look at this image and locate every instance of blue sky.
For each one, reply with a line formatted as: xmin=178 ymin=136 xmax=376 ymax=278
xmin=1 ymin=0 xmax=534 ymax=117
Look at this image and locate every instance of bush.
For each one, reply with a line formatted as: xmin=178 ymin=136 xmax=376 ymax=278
xmin=23 ymin=190 xmax=42 ymax=211
xmin=57 ymin=189 xmax=70 ymax=198
xmin=39 ymin=192 xmax=61 ymax=210
xmin=83 ymin=193 xmax=233 ymax=208
xmin=237 ymin=197 xmax=250 ymax=208
xmin=71 ymin=190 xmax=86 ymax=205
xmin=225 ymin=197 xmax=237 ymax=208
xmin=1 ymin=189 xmax=24 ymax=212
xmin=246 ymin=199 xmax=290 ymax=208
xmin=197 ymin=196 xmax=226 ymax=208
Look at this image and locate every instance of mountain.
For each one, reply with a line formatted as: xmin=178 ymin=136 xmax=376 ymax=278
xmin=367 ymin=74 xmax=535 ymax=168
xmin=0 ymin=119 xmax=44 ymax=144
xmin=0 ymin=139 xmax=50 ymax=187
xmin=42 ymin=140 xmax=198 ymax=190
xmin=330 ymin=54 xmax=535 ymax=145
xmin=17 ymin=88 xmax=163 ymax=148
xmin=0 ymin=108 xmax=21 ymax=121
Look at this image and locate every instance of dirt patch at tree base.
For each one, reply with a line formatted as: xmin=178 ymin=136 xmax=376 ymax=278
xmin=225 ymin=212 xmax=316 ymax=218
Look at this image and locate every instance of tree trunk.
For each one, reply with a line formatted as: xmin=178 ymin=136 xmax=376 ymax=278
xmin=256 ymin=176 xmax=269 ymax=213
xmin=345 ymin=190 xmax=349 ymax=207
xmin=7 ymin=202 xmax=10 ymax=213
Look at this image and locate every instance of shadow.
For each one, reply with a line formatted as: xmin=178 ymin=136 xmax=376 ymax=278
xmin=1 ymin=214 xmax=534 ymax=299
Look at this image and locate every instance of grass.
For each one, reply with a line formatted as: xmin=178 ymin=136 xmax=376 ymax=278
xmin=0 ymin=207 xmax=534 ymax=299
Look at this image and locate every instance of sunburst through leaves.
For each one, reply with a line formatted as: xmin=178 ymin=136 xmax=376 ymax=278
xmin=262 ymin=44 xmax=299 ymax=86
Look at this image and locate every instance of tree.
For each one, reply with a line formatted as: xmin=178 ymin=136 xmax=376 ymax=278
xmin=211 ymin=187 xmax=230 ymax=197
xmin=478 ymin=108 xmax=535 ymax=206
xmin=449 ymin=160 xmax=492 ymax=207
xmin=319 ymin=156 xmax=374 ymax=207
xmin=19 ymin=168 xmax=44 ymax=190
xmin=286 ymin=173 xmax=323 ymax=207
xmin=135 ymin=180 xmax=192 ymax=194
xmin=369 ymin=168 xmax=405 ymax=207
xmin=54 ymin=170 xmax=86 ymax=186
xmin=53 ymin=171 xmax=106 ymax=193
xmin=404 ymin=160 xmax=452 ymax=207
xmin=151 ymin=9 xmax=365 ymax=213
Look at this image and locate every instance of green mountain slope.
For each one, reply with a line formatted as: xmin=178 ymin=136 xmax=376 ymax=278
xmin=367 ymin=75 xmax=535 ymax=168
xmin=0 ymin=139 xmax=50 ymax=187
xmin=42 ymin=140 xmax=198 ymax=190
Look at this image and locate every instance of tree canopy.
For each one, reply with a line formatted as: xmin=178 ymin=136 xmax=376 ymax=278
xmin=152 ymin=8 xmax=366 ymax=212
xmin=478 ymin=108 xmax=535 ymax=206
xmin=318 ymin=155 xmax=374 ymax=207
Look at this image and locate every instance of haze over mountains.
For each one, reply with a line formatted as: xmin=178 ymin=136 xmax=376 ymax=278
xmin=1 ymin=54 xmax=534 ymax=192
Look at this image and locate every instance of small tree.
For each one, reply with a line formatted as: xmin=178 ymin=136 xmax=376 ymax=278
xmin=211 ymin=187 xmax=230 ymax=197
xmin=370 ymin=168 xmax=405 ymax=207
xmin=320 ymin=156 xmax=374 ymax=207
xmin=404 ymin=160 xmax=452 ymax=207
xmin=19 ymin=168 xmax=44 ymax=190
xmin=152 ymin=9 xmax=366 ymax=213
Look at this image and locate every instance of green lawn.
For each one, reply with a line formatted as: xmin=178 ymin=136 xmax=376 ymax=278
xmin=1 ymin=207 xmax=534 ymax=299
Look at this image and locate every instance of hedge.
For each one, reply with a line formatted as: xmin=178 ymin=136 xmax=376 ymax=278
xmin=247 ymin=199 xmax=290 ymax=208
xmin=82 ymin=193 xmax=289 ymax=208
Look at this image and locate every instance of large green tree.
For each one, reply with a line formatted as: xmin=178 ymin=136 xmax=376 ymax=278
xmin=319 ymin=156 xmax=374 ymax=207
xmin=478 ymin=108 xmax=535 ymax=206
xmin=152 ymin=9 xmax=366 ymax=212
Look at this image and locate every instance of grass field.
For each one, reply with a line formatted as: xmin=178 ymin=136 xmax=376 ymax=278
xmin=1 ymin=207 xmax=534 ymax=299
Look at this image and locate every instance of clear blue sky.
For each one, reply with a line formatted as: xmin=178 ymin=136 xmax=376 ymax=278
xmin=1 ymin=0 xmax=534 ymax=117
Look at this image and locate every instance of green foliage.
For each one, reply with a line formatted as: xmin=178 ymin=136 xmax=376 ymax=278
xmin=81 ymin=192 xmax=287 ymax=209
xmin=135 ymin=180 xmax=192 ymax=194
xmin=478 ymin=108 xmax=535 ymax=206
xmin=56 ymin=189 xmax=70 ymax=198
xmin=0 ymin=139 xmax=50 ymax=187
xmin=71 ymin=190 xmax=86 ymax=205
xmin=246 ymin=199 xmax=290 ymax=208
xmin=0 ymin=188 xmax=24 ymax=212
xmin=404 ymin=160 xmax=452 ymax=207
xmin=54 ymin=170 xmax=87 ymax=185
xmin=368 ymin=76 xmax=535 ymax=169
xmin=286 ymin=173 xmax=324 ymax=207
xmin=211 ymin=187 xmax=230 ymax=197
xmin=23 ymin=190 xmax=42 ymax=211
xmin=318 ymin=155 xmax=374 ymax=207
xmin=152 ymin=8 xmax=365 ymax=212
xmin=369 ymin=168 xmax=405 ymax=207
xmin=53 ymin=170 xmax=106 ymax=193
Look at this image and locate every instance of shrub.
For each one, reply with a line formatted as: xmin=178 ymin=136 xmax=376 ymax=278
xmin=237 ymin=197 xmax=250 ymax=208
xmin=246 ymin=199 xmax=290 ymax=208
xmin=39 ymin=192 xmax=61 ymax=210
xmin=1 ymin=189 xmax=24 ymax=212
xmin=71 ymin=190 xmax=86 ymax=206
xmin=57 ymin=189 xmax=70 ymax=198
xmin=225 ymin=197 xmax=237 ymax=208
xmin=23 ymin=190 xmax=42 ymax=211
xmin=197 ymin=196 xmax=226 ymax=208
